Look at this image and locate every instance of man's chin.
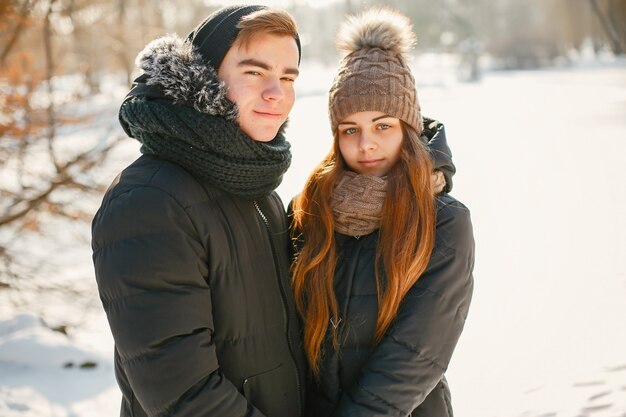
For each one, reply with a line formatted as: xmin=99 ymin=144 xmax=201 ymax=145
xmin=248 ymin=131 xmax=278 ymax=142
xmin=243 ymin=124 xmax=284 ymax=143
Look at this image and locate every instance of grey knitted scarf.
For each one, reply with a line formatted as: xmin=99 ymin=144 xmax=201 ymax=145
xmin=120 ymin=97 xmax=291 ymax=199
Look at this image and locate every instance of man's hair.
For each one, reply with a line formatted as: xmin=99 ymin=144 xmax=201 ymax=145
xmin=235 ymin=8 xmax=299 ymax=48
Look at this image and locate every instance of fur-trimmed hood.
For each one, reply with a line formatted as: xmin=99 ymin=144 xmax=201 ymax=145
xmin=119 ymin=34 xmax=238 ymax=137
xmin=137 ymin=34 xmax=237 ymax=119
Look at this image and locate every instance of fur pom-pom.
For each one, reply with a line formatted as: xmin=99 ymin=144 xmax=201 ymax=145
xmin=336 ymin=7 xmax=416 ymax=57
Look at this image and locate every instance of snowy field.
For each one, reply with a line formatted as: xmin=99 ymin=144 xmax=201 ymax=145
xmin=1 ymin=57 xmax=625 ymax=416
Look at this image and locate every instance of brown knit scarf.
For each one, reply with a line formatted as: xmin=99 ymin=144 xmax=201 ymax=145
xmin=330 ymin=171 xmax=388 ymax=237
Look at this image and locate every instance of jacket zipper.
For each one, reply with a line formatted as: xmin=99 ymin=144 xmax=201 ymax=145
xmin=253 ymin=199 xmax=303 ymax=415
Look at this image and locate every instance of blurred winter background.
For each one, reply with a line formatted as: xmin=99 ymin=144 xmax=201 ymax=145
xmin=1 ymin=0 xmax=625 ymax=416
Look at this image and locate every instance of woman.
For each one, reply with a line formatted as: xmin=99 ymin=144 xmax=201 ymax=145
xmin=290 ymin=8 xmax=475 ymax=417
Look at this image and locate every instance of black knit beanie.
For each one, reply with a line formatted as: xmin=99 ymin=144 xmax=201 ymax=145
xmin=190 ymin=5 xmax=269 ymax=68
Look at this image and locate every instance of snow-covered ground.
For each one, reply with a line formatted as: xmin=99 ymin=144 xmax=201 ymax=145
xmin=1 ymin=57 xmax=625 ymax=416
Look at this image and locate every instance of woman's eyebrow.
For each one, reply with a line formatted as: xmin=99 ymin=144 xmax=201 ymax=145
xmin=372 ymin=114 xmax=394 ymax=122
xmin=338 ymin=115 xmax=395 ymax=125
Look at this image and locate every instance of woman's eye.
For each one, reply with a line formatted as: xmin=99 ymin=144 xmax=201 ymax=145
xmin=377 ymin=123 xmax=391 ymax=130
xmin=343 ymin=127 xmax=357 ymax=135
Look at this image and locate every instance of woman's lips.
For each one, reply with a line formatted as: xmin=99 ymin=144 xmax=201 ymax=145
xmin=359 ymin=158 xmax=384 ymax=166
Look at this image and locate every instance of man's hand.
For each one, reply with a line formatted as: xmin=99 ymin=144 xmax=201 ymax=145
xmin=432 ymin=170 xmax=446 ymax=195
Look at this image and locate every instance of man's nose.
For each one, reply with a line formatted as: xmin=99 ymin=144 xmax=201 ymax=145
xmin=262 ymin=78 xmax=285 ymax=101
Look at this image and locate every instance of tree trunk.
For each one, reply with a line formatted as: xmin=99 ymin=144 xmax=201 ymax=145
xmin=0 ymin=0 xmax=33 ymax=66
xmin=589 ymin=0 xmax=623 ymax=54
xmin=43 ymin=0 xmax=59 ymax=170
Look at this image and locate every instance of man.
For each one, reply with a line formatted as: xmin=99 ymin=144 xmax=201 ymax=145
xmin=92 ymin=5 xmax=305 ymax=417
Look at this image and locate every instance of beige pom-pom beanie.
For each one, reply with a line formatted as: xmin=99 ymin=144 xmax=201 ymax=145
xmin=328 ymin=7 xmax=422 ymax=136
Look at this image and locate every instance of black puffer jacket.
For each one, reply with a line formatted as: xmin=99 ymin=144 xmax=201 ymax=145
xmin=92 ymin=155 xmax=306 ymax=417
xmin=422 ymin=117 xmax=456 ymax=193
xmin=305 ymin=194 xmax=474 ymax=417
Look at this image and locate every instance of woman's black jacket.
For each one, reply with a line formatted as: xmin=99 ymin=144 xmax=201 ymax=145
xmin=303 ymin=194 xmax=474 ymax=417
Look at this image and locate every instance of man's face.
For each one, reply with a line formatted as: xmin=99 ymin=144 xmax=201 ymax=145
xmin=218 ymin=33 xmax=300 ymax=142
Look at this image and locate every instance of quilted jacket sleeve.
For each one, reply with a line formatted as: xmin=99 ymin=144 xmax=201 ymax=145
xmin=333 ymin=196 xmax=475 ymax=417
xmin=92 ymin=185 xmax=264 ymax=417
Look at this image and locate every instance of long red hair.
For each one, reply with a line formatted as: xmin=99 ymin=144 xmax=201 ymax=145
xmin=291 ymin=122 xmax=436 ymax=376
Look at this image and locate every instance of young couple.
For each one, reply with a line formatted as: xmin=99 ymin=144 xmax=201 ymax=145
xmin=92 ymin=5 xmax=474 ymax=417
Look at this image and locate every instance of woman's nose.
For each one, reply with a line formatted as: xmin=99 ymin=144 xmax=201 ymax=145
xmin=358 ymin=132 xmax=376 ymax=151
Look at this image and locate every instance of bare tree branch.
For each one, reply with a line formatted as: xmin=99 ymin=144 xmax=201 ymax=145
xmin=0 ymin=127 xmax=124 ymax=227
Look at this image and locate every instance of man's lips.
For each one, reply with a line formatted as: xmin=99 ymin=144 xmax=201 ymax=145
xmin=254 ymin=110 xmax=283 ymax=118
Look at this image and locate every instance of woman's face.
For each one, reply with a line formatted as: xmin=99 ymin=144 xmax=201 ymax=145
xmin=337 ymin=111 xmax=404 ymax=177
